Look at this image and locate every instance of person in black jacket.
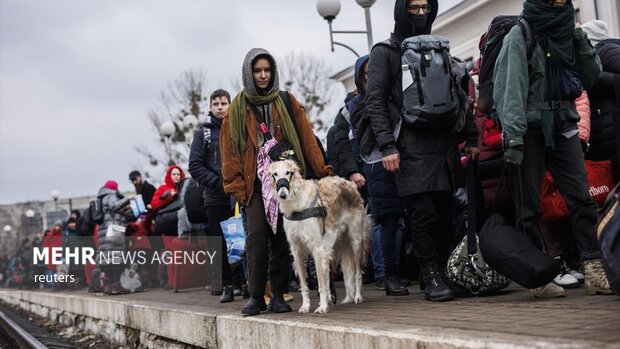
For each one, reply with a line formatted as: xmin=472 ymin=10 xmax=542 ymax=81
xmin=334 ymin=54 xmax=407 ymax=296
xmin=128 ymin=170 xmax=156 ymax=207
xmin=582 ymin=20 xmax=620 ymax=181
xmin=364 ymin=0 xmax=478 ymax=302
xmin=188 ymin=88 xmax=237 ymax=303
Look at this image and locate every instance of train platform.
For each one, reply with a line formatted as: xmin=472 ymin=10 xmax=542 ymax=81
xmin=1 ymin=282 xmax=619 ymax=349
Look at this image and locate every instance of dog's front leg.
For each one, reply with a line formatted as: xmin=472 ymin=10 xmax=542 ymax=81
xmin=313 ymin=248 xmax=332 ymax=314
xmin=290 ymin=243 xmax=310 ymax=314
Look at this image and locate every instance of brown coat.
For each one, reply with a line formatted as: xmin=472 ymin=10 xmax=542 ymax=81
xmin=220 ymin=92 xmax=333 ymax=205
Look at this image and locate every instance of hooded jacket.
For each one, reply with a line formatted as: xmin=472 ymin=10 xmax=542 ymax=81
xmin=334 ymin=54 xmax=370 ymax=178
xmin=150 ymin=165 xmax=185 ymax=211
xmin=365 ymin=0 xmax=471 ymax=196
xmin=221 ymin=49 xmax=332 ymax=205
xmin=586 ymin=38 xmax=620 ymax=179
xmin=493 ymin=1 xmax=601 ymax=151
xmin=189 ymin=113 xmax=230 ymax=206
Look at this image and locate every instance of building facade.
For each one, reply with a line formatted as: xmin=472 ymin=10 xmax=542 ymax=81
xmin=332 ymin=0 xmax=620 ymax=90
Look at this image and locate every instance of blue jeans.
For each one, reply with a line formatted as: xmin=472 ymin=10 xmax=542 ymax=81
xmin=379 ymin=217 xmax=404 ymax=277
xmin=370 ymin=223 xmax=385 ymax=280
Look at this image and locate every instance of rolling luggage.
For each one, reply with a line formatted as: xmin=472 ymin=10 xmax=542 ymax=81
xmin=168 ymin=236 xmax=210 ymax=292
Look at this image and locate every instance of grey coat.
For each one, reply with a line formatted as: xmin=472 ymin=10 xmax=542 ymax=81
xmin=96 ymin=187 xmax=129 ymax=269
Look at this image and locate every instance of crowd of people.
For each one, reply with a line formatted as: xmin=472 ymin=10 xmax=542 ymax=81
xmin=5 ymin=0 xmax=618 ymax=316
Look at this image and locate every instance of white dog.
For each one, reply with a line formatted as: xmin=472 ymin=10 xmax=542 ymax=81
xmin=268 ymin=160 xmax=370 ymax=314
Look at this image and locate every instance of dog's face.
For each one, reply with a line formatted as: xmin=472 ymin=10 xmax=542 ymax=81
xmin=267 ymin=160 xmax=301 ymax=200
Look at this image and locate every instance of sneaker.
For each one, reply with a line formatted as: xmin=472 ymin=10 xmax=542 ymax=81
xmin=584 ymin=259 xmax=613 ymax=295
xmin=553 ymin=257 xmax=580 ymax=289
xmin=570 ymin=267 xmax=585 ymax=283
xmin=529 ymin=282 xmax=566 ymax=298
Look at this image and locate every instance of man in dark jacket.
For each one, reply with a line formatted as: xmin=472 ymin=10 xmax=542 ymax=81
xmin=582 ymin=20 xmax=620 ymax=181
xmin=128 ymin=170 xmax=156 ymax=207
xmin=494 ymin=0 xmax=611 ymax=296
xmin=335 ymin=54 xmax=408 ymax=296
xmin=365 ymin=0 xmax=478 ymax=302
xmin=188 ymin=88 xmax=236 ymax=303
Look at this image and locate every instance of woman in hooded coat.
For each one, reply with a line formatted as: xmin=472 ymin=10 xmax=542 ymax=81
xmin=221 ymin=48 xmax=332 ymax=316
xmin=149 ymin=165 xmax=185 ymax=212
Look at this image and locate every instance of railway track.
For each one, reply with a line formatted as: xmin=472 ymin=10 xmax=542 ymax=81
xmin=0 ymin=305 xmax=75 ymax=349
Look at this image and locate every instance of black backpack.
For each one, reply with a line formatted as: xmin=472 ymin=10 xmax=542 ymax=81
xmin=478 ymin=15 xmax=535 ymax=115
xmin=88 ymin=198 xmax=105 ymax=225
xmin=184 ymin=178 xmax=208 ymax=224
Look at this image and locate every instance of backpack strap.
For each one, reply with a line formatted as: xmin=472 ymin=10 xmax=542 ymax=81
xmin=517 ymin=18 xmax=536 ymax=63
xmin=279 ymin=91 xmax=295 ymax=120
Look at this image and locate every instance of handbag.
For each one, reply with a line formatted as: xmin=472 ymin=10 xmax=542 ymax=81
xmin=154 ymin=199 xmax=181 ymax=236
xmin=479 ymin=166 xmax=561 ymax=289
xmin=220 ymin=203 xmax=246 ymax=266
xmin=446 ymin=159 xmax=511 ymax=294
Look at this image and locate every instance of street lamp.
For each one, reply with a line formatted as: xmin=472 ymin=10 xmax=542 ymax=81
xmin=26 ymin=209 xmax=35 ymax=219
xmin=3 ymin=225 xmax=11 ymax=234
xmin=183 ymin=113 xmax=199 ymax=147
xmin=51 ymin=190 xmax=60 ymax=211
xmin=160 ymin=120 xmax=176 ymax=165
xmin=316 ymin=0 xmax=375 ymax=57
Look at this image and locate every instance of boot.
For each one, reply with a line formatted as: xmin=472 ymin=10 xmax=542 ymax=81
xmin=220 ymin=286 xmax=234 ymax=303
xmin=267 ymin=292 xmax=292 ymax=313
xmin=384 ymin=276 xmax=409 ymax=296
xmin=241 ymin=296 xmax=267 ymax=316
xmin=584 ymin=259 xmax=613 ymax=295
xmin=420 ymin=263 xmax=454 ymax=302
xmin=242 ymin=284 xmax=250 ymax=299
xmin=529 ymin=282 xmax=566 ymax=298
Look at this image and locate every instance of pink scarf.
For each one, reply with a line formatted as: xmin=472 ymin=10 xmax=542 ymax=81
xmin=256 ymin=138 xmax=279 ymax=234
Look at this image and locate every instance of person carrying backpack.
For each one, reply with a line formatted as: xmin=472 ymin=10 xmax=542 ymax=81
xmin=493 ymin=0 xmax=612 ymax=297
xmin=189 ymin=88 xmax=238 ymax=303
xmin=365 ymin=0 xmax=478 ymax=302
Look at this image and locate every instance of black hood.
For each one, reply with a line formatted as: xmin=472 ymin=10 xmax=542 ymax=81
xmin=392 ymin=0 xmax=439 ymax=43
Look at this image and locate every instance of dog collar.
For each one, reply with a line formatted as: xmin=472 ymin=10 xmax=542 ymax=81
xmin=283 ymin=184 xmax=327 ymax=222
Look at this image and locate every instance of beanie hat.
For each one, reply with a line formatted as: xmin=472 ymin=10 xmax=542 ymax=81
xmin=104 ymin=180 xmax=118 ymax=191
xmin=581 ymin=20 xmax=610 ymax=46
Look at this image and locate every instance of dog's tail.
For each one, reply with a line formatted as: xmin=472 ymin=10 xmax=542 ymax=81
xmin=360 ymin=212 xmax=371 ymax=267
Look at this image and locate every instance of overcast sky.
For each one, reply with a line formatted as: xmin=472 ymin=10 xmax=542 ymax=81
xmin=0 ymin=0 xmax=460 ymax=205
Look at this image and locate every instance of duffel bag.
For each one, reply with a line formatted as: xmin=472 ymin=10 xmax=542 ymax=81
xmin=479 ymin=212 xmax=561 ymax=289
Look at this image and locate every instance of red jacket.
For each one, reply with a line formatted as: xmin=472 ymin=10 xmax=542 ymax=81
xmin=41 ymin=226 xmax=62 ymax=272
xmin=149 ymin=165 xmax=185 ymax=212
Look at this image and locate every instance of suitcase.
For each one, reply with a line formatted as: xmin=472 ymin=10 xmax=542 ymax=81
xmin=168 ymin=236 xmax=210 ymax=292
xmin=597 ymin=183 xmax=620 ymax=295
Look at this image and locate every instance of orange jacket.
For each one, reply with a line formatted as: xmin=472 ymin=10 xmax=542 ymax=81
xmin=220 ymin=92 xmax=332 ymax=205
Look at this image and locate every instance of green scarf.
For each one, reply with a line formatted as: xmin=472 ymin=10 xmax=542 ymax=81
xmin=228 ymin=89 xmax=307 ymax=175
xmin=524 ymin=0 xmax=577 ymax=148
xmin=523 ymin=0 xmax=576 ymax=70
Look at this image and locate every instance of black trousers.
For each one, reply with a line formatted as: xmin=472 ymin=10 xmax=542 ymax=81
xmin=243 ymin=193 xmax=290 ymax=297
xmin=510 ymin=128 xmax=601 ymax=261
xmin=404 ymin=191 xmax=455 ymax=266
xmin=207 ymin=205 xmax=234 ymax=287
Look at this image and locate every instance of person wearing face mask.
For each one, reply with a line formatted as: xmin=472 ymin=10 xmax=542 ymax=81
xmin=493 ymin=0 xmax=612 ymax=297
xmin=221 ymin=48 xmax=332 ymax=316
xmin=365 ymin=0 xmax=479 ymax=302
